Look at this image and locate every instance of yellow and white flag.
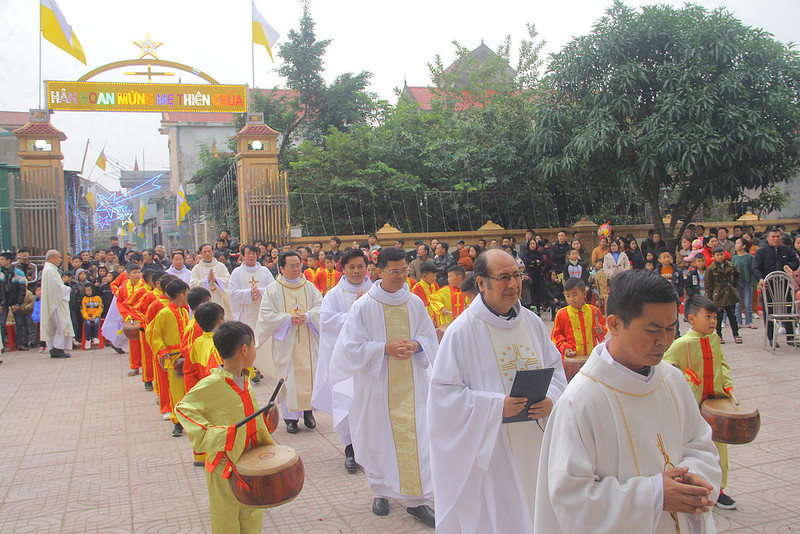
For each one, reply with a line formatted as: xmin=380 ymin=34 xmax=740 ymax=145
xmin=84 ymin=189 xmax=96 ymax=210
xmin=176 ymin=183 xmax=191 ymax=226
xmin=95 ymin=150 xmax=106 ymax=170
xmin=40 ymin=0 xmax=86 ymax=64
xmin=252 ymin=1 xmax=280 ymax=62
xmin=139 ymin=201 xmax=147 ymax=224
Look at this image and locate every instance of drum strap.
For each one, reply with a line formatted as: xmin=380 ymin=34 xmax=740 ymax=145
xmin=699 ymin=337 xmax=714 ymax=401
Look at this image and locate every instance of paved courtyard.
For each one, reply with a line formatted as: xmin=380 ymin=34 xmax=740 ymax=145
xmin=0 ymin=319 xmax=797 ymax=533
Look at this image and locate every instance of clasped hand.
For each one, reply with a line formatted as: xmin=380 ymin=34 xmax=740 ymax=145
xmin=290 ymin=313 xmax=307 ymax=326
xmin=662 ymin=467 xmax=714 ymax=514
xmin=385 ymin=339 xmax=418 ymax=360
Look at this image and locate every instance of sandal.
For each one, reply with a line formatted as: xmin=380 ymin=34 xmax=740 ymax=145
xmin=749 ymin=324 xmax=758 ymax=329
xmin=128 ymin=369 xmax=140 ymax=377
xmin=719 ymin=339 xmax=725 ymax=344
xmin=734 ymin=337 xmax=743 ymax=344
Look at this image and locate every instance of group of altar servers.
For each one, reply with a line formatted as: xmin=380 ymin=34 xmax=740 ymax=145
xmin=101 ymin=241 xmax=722 ymax=533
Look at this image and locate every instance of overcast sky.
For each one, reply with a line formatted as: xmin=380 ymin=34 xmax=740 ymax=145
xmin=2 ymin=0 xmax=798 ymax=192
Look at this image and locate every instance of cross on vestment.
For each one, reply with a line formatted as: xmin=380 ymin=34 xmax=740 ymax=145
xmin=249 ymin=276 xmax=259 ymax=301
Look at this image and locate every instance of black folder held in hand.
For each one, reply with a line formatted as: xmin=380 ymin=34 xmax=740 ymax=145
xmin=502 ymin=368 xmax=554 ymax=424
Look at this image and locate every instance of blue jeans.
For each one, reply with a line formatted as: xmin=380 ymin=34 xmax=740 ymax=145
xmin=0 ymin=306 xmax=27 ymax=347
xmin=84 ymin=318 xmax=100 ymax=340
xmin=735 ymin=282 xmax=753 ymax=325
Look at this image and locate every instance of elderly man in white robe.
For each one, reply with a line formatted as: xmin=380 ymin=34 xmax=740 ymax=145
xmin=255 ymin=250 xmax=322 ymax=433
xmin=535 ymin=269 xmax=721 ymax=534
xmin=311 ymin=248 xmax=371 ymax=473
xmin=330 ymin=247 xmax=438 ymax=528
xmin=190 ymin=243 xmax=232 ymax=319
xmin=428 ymin=248 xmax=567 ymax=533
xmin=229 ymin=245 xmax=275 ymax=327
xmin=41 ymin=250 xmax=74 ymax=358
xmin=165 ymin=250 xmax=192 ymax=284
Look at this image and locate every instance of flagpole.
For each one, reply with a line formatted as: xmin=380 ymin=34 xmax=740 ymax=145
xmin=39 ymin=29 xmax=43 ymax=109
xmin=79 ymin=138 xmax=89 ymax=175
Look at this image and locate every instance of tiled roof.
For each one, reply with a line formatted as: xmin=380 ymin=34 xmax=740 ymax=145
xmin=234 ymin=122 xmax=280 ymax=138
xmin=0 ymin=111 xmax=30 ymax=129
xmin=12 ymin=121 xmax=67 ymax=140
xmin=403 ymin=86 xmax=434 ymax=110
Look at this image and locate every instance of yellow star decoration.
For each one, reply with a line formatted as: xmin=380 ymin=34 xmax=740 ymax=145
xmin=134 ymin=34 xmax=162 ymax=60
xmin=500 ymin=344 xmax=540 ymax=374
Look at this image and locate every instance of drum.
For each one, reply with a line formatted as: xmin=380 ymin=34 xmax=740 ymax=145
xmin=562 ymin=356 xmax=588 ymax=383
xmin=122 ymin=320 xmax=141 ymax=340
xmin=700 ymin=397 xmax=760 ymax=445
xmin=231 ymin=444 xmax=305 ymax=508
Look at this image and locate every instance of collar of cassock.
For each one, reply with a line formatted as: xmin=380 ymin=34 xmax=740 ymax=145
xmin=338 ymin=276 xmax=372 ymax=294
xmin=469 ymin=293 xmax=520 ymax=329
xmin=369 ymin=279 xmax=410 ymax=306
xmin=278 ymin=275 xmax=305 ymax=289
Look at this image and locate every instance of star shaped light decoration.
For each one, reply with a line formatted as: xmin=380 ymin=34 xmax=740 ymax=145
xmin=134 ymin=34 xmax=162 ymax=60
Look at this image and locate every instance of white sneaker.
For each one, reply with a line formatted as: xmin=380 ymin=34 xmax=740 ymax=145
xmin=92 ymin=338 xmax=100 ymax=345
xmin=162 ymin=412 xmax=172 ymax=421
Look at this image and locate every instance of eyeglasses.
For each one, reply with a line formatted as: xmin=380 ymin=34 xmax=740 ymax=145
xmin=384 ymin=267 xmax=410 ymax=276
xmin=485 ymin=272 xmax=523 ymax=284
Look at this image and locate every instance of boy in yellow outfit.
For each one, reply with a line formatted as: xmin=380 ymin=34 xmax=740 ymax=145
xmin=663 ymin=294 xmax=737 ymax=510
xmin=412 ymin=263 xmax=440 ymax=323
xmin=150 ymin=279 xmax=190 ymax=437
xmin=551 ymin=278 xmax=607 ymax=357
xmin=428 ymin=265 xmax=470 ymax=327
xmin=175 ymin=321 xmax=274 ymax=534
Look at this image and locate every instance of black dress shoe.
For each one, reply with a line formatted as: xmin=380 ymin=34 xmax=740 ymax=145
xmin=372 ymin=497 xmax=390 ymax=516
xmin=172 ymin=423 xmax=183 ymax=437
xmin=111 ymin=345 xmax=125 ymax=354
xmin=285 ymin=419 xmax=299 ymax=434
xmin=344 ymin=444 xmax=359 ymax=473
xmin=144 ymin=381 xmax=154 ymax=391
xmin=193 ymin=461 xmax=205 ymax=467
xmin=50 ymin=349 xmax=70 ymax=358
xmin=303 ymin=410 xmax=316 ymax=429
xmin=406 ymin=504 xmax=435 ymax=528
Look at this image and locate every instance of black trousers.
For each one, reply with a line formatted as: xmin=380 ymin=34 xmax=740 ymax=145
xmin=716 ymin=306 xmax=739 ymax=338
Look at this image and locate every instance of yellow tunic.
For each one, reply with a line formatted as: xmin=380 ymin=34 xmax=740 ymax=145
xmin=427 ymin=286 xmax=470 ymax=327
xmin=175 ymin=367 xmax=274 ymax=534
xmin=151 ymin=303 xmax=190 ymax=422
xmin=663 ymin=329 xmax=734 ymax=489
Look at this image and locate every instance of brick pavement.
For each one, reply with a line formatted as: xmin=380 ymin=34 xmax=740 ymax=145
xmin=0 ymin=320 xmax=797 ymax=533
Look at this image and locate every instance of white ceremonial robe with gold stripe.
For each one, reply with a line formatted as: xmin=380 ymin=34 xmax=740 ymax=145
xmin=330 ymin=280 xmax=438 ymax=504
xmin=535 ymin=343 xmax=721 ymax=534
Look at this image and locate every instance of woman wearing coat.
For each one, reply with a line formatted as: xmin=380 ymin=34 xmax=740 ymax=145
xmin=603 ymin=239 xmax=631 ymax=279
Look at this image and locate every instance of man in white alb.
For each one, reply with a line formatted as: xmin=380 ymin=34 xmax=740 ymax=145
xmin=165 ymin=250 xmax=192 ymax=284
xmin=255 ymin=251 xmax=322 ymax=433
xmin=229 ymin=245 xmax=275 ymax=328
xmin=535 ymin=269 xmax=721 ymax=534
xmin=190 ymin=244 xmax=232 ymax=319
xmin=311 ymin=248 xmax=371 ymax=473
xmin=41 ymin=250 xmax=74 ymax=358
xmin=330 ymin=247 xmax=438 ymax=528
xmin=427 ymin=248 xmax=567 ymax=533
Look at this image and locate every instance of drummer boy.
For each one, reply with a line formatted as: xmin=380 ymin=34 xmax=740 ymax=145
xmin=663 ymin=295 xmax=737 ymax=510
xmin=175 ymin=321 xmax=274 ymax=533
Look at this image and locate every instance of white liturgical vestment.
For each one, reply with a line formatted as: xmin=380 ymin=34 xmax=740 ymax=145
xmin=254 ymin=276 xmax=322 ymax=412
xmin=534 ymin=342 xmax=722 ymax=534
xmin=330 ymin=281 xmax=439 ymax=503
xmin=311 ymin=275 xmax=372 ymax=441
xmin=165 ymin=265 xmax=192 ymax=284
xmin=428 ymin=294 xmax=567 ymax=533
xmin=190 ymin=259 xmax=232 ymax=319
xmin=41 ymin=261 xmax=75 ymax=349
xmin=229 ymin=263 xmax=275 ymax=328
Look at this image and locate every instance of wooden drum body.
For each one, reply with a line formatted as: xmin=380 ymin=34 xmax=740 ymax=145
xmin=122 ymin=320 xmax=141 ymax=340
xmin=562 ymin=356 xmax=588 ymax=383
xmin=231 ymin=444 xmax=305 ymax=508
xmin=701 ymin=398 xmax=760 ymax=445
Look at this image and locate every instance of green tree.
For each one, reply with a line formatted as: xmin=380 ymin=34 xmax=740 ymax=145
xmin=531 ymin=2 xmax=800 ymax=239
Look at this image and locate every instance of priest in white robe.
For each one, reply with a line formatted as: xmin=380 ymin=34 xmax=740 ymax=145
xmin=190 ymin=244 xmax=232 ymax=319
xmin=165 ymin=250 xmax=192 ymax=284
xmin=41 ymin=250 xmax=74 ymax=358
xmin=329 ymin=247 xmax=438 ymax=528
xmin=428 ymin=249 xmax=567 ymax=533
xmin=229 ymin=245 xmax=275 ymax=328
xmin=535 ymin=269 xmax=721 ymax=534
xmin=311 ymin=248 xmax=371 ymax=472
xmin=254 ymin=250 xmax=322 ymax=433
